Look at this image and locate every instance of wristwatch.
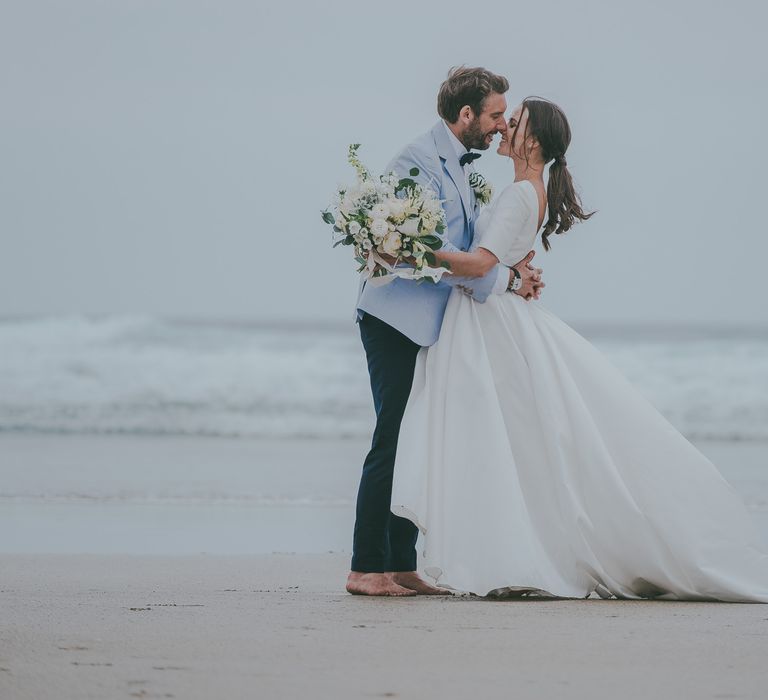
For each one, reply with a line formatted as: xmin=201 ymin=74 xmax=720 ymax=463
xmin=507 ymin=267 xmax=522 ymax=293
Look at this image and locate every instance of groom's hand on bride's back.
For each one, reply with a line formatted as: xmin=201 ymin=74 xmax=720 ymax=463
xmin=512 ymin=250 xmax=545 ymax=301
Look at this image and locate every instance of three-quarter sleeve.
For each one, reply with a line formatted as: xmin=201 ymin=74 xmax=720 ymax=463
xmin=477 ymin=183 xmax=534 ymax=268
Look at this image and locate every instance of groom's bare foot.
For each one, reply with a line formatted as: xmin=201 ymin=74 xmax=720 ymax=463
xmin=389 ymin=571 xmax=452 ymax=595
xmin=346 ymin=572 xmax=417 ymax=596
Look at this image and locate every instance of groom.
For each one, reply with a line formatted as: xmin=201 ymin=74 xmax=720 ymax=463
xmin=347 ymin=66 xmax=544 ymax=596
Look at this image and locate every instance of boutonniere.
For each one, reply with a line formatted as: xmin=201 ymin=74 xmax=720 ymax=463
xmin=468 ymin=172 xmax=493 ymax=206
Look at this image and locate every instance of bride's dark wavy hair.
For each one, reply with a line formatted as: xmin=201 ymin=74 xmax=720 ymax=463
xmin=511 ymin=97 xmax=595 ymax=250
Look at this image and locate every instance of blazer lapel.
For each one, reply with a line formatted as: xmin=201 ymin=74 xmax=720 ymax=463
xmin=431 ymin=122 xmax=471 ymax=223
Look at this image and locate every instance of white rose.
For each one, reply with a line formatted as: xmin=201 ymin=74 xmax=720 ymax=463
xmin=381 ymin=231 xmax=402 ymax=256
xmin=387 ymin=198 xmax=406 ymax=219
xmin=370 ymin=202 xmax=389 ymax=220
xmin=370 ymin=218 xmax=389 ymax=241
xmin=340 ymin=194 xmax=357 ymax=215
xmin=348 ymin=221 xmax=361 ymax=236
xmin=398 ymin=218 xmax=420 ymax=236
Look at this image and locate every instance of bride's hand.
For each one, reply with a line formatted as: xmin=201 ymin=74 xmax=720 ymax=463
xmin=512 ymin=250 xmax=545 ymax=301
xmin=528 ymin=260 xmax=545 ymax=300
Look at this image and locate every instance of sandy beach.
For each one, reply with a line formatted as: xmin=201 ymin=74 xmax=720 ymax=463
xmin=2 ymin=551 xmax=768 ymax=700
xmin=2 ymin=434 xmax=768 ymax=698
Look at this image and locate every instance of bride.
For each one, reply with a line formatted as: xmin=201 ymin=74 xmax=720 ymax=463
xmin=390 ymin=97 xmax=768 ymax=602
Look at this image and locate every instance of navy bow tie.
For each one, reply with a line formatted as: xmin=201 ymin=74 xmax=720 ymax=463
xmin=459 ymin=152 xmax=481 ymax=167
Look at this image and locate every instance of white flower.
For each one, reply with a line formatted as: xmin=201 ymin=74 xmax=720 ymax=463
xmin=348 ymin=221 xmax=361 ymax=236
xmin=381 ymin=173 xmax=399 ymax=188
xmin=370 ymin=218 xmax=389 ymax=241
xmin=387 ymin=198 xmax=406 ymax=219
xmin=339 ymin=193 xmax=357 ymax=215
xmin=370 ymin=202 xmax=389 ymax=220
xmin=398 ymin=218 xmax=420 ymax=236
xmin=468 ymin=171 xmax=493 ymax=205
xmin=381 ymin=231 xmax=402 ymax=256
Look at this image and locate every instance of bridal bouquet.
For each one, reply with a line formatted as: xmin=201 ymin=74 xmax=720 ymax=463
xmin=321 ymin=144 xmax=451 ymax=285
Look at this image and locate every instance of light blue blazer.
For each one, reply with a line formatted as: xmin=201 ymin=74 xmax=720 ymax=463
xmin=355 ymin=121 xmax=506 ymax=347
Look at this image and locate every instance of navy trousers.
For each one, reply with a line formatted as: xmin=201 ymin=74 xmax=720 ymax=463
xmin=351 ymin=312 xmax=421 ymax=573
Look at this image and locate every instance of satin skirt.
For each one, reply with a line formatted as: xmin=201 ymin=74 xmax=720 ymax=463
xmin=391 ymin=290 xmax=768 ymax=601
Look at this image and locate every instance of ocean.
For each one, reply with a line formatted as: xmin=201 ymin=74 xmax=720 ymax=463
xmin=2 ymin=313 xmax=767 ymax=554
xmin=1 ymin=313 xmax=767 ymax=443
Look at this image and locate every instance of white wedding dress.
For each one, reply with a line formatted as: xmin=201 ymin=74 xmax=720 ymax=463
xmin=391 ymin=179 xmax=768 ymax=602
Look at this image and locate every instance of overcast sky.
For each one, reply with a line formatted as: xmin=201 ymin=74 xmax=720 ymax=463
xmin=1 ymin=0 xmax=766 ymax=326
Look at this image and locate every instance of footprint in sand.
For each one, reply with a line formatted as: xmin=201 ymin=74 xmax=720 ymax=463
xmin=70 ymin=661 xmax=113 ymax=666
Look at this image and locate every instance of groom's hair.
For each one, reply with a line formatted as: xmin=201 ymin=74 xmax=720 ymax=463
xmin=437 ymin=66 xmax=509 ymax=123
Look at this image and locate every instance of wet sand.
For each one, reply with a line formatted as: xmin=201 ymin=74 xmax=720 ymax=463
xmin=2 ymin=551 xmax=768 ymax=700
xmin=2 ymin=434 xmax=767 ymax=698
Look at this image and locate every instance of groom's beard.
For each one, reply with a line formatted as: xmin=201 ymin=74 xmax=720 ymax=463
xmin=463 ymin=119 xmax=496 ymax=150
